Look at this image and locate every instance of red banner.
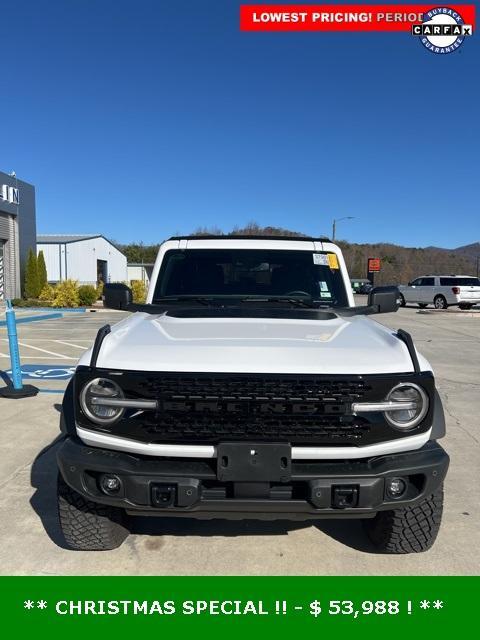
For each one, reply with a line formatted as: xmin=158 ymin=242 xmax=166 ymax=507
xmin=240 ymin=4 xmax=476 ymax=31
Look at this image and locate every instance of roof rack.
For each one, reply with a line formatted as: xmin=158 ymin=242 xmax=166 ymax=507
xmin=168 ymin=234 xmax=331 ymax=242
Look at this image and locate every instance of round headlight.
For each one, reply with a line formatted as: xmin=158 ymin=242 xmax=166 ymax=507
xmin=80 ymin=378 xmax=125 ymax=425
xmin=384 ymin=383 xmax=428 ymax=430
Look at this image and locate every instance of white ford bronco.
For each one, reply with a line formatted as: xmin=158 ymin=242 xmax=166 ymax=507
xmin=57 ymin=236 xmax=449 ymax=553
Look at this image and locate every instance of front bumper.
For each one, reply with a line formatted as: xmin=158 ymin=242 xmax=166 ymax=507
xmin=57 ymin=437 xmax=449 ymax=520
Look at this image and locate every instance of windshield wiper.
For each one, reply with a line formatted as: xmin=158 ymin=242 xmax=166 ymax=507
xmin=238 ymin=296 xmax=319 ymax=308
xmin=153 ymin=296 xmax=216 ymax=306
xmin=153 ymin=295 xmax=325 ymax=309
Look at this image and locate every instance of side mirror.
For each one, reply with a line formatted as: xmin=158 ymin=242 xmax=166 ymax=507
xmin=407 ymin=281 xmax=413 ymax=287
xmin=103 ymin=283 xmax=132 ymax=310
xmin=368 ymin=286 xmax=400 ymax=314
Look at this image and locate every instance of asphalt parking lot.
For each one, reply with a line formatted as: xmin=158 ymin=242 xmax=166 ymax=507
xmin=0 ymin=304 xmax=479 ymax=575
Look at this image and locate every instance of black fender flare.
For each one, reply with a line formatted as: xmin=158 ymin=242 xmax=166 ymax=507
xmin=60 ymin=377 xmax=76 ymax=437
xmin=431 ymin=389 xmax=446 ymax=440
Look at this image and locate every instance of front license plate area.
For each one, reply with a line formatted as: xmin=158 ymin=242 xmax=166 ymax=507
xmin=217 ymin=442 xmax=291 ymax=482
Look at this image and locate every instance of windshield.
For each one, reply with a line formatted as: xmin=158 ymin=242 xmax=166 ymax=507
xmin=153 ymin=249 xmax=349 ymax=306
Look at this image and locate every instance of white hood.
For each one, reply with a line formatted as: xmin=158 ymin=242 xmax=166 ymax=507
xmin=79 ymin=312 xmax=430 ymax=375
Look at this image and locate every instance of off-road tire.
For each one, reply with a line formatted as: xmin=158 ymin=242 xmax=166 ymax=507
xmin=434 ymin=295 xmax=447 ymax=310
xmin=363 ymin=485 xmax=444 ymax=554
xmin=57 ymin=474 xmax=129 ymax=550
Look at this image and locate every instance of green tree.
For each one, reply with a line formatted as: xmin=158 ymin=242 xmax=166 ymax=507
xmin=117 ymin=242 xmax=160 ymax=264
xmin=37 ymin=250 xmax=48 ymax=292
xmin=24 ymin=248 xmax=40 ymax=298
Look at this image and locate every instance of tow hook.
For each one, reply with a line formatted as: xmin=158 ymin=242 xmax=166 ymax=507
xmin=151 ymin=484 xmax=176 ymax=508
xmin=332 ymin=485 xmax=359 ymax=509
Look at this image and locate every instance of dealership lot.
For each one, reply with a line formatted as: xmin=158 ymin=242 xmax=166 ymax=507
xmin=0 ymin=306 xmax=479 ymax=575
xmin=0 ymin=311 xmax=113 ymax=392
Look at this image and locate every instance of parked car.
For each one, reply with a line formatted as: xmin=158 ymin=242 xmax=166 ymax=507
xmin=350 ymin=278 xmax=373 ymax=294
xmin=398 ymin=275 xmax=480 ymax=310
xmin=57 ymin=235 xmax=448 ymax=553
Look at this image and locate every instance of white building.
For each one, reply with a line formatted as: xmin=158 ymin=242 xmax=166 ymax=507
xmin=37 ymin=234 xmax=127 ymax=286
xmin=127 ymin=263 xmax=154 ymax=287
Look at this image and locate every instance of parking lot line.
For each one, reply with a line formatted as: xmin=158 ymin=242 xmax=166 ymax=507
xmin=53 ymin=340 xmax=88 ymax=350
xmin=0 ymin=355 xmax=76 ymax=359
xmin=13 ymin=340 xmax=72 ymax=359
xmin=15 ymin=324 xmax=107 ymax=330
xmin=0 ymin=338 xmax=92 ymax=342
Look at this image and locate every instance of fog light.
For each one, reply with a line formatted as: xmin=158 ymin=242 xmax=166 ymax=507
xmin=386 ymin=477 xmax=407 ymax=499
xmin=100 ymin=474 xmax=122 ymax=495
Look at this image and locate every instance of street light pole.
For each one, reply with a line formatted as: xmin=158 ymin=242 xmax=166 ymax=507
xmin=332 ymin=216 xmax=355 ymax=241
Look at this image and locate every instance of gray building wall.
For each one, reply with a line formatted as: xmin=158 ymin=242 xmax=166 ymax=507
xmin=0 ymin=171 xmax=37 ymax=299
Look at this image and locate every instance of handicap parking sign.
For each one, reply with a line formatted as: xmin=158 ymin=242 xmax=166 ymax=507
xmin=5 ymin=364 xmax=75 ymax=380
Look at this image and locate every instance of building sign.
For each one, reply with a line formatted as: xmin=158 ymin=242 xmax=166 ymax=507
xmin=1 ymin=184 xmax=19 ymax=205
xmin=368 ymin=257 xmax=381 ymax=272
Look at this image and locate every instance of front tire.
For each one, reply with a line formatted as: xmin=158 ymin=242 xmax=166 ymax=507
xmin=57 ymin=474 xmax=129 ymax=550
xmin=434 ymin=295 xmax=447 ymax=310
xmin=363 ymin=485 xmax=444 ymax=554
xmin=399 ymin=294 xmax=406 ymax=307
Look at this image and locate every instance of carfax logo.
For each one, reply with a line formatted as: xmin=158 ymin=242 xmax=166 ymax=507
xmin=412 ymin=7 xmax=473 ymax=54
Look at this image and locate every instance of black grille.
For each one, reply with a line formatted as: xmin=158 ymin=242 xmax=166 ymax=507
xmin=75 ymin=369 xmax=435 ymax=447
xmin=141 ymin=413 xmax=371 ymax=443
xmin=130 ymin=375 xmax=372 ymax=444
xmin=144 ymin=376 xmax=369 ymax=403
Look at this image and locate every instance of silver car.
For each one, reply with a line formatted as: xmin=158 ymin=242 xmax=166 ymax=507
xmin=398 ymin=275 xmax=480 ymax=309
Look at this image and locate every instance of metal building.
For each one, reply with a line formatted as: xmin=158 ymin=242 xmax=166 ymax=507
xmin=127 ymin=263 xmax=154 ymax=287
xmin=36 ymin=235 xmax=128 ymax=286
xmin=0 ymin=171 xmax=37 ymax=299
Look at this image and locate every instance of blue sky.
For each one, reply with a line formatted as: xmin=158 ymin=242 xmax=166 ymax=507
xmin=1 ymin=1 xmax=478 ymax=247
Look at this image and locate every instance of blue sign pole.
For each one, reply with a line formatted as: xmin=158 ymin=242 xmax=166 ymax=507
xmin=0 ymin=300 xmax=38 ymax=398
xmin=5 ymin=300 xmax=23 ymax=389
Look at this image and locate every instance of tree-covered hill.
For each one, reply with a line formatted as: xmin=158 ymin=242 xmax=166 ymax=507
xmin=115 ymin=223 xmax=478 ymax=286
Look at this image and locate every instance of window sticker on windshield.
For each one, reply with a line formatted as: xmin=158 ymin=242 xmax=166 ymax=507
xmin=320 ymin=292 xmax=331 ymax=298
xmin=313 ymin=253 xmax=329 ymax=266
xmin=327 ymin=253 xmax=339 ymax=269
xmin=319 ymin=281 xmax=329 ymax=292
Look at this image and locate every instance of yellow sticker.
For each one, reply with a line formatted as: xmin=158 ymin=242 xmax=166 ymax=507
xmin=327 ymin=253 xmax=339 ymax=269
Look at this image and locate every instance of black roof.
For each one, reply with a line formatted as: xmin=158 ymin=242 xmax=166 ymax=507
xmin=168 ymin=234 xmax=331 ymax=242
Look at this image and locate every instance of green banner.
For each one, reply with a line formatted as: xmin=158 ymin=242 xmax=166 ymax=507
xmin=1 ymin=577 xmax=477 ymax=638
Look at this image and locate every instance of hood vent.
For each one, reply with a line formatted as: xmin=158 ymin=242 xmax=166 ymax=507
xmin=165 ymin=307 xmax=338 ymax=320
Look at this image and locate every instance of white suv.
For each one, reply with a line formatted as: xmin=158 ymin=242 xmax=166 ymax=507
xmin=398 ymin=275 xmax=480 ymax=310
xmin=56 ymin=235 xmax=449 ymax=554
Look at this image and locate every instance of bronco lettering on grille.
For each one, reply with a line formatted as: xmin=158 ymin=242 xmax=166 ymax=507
xmin=161 ymin=399 xmax=346 ymax=415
